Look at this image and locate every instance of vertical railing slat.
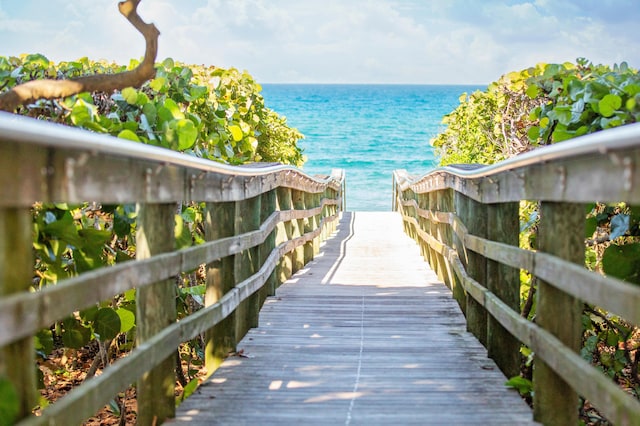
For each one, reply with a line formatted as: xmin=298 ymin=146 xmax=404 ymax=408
xmin=136 ymin=203 xmax=177 ymax=425
xmin=260 ymin=189 xmax=277 ymax=304
xmin=533 ymin=202 xmax=584 ymax=425
xmin=234 ymin=195 xmax=261 ymax=342
xmin=486 ymin=202 xmax=521 ymax=378
xmin=291 ymin=189 xmax=306 ymax=272
xmin=464 ymin=195 xmax=488 ymax=346
xmin=0 ymin=208 xmax=36 ymax=422
xmin=204 ymin=201 xmax=236 ymax=374
xmin=276 ymin=187 xmax=294 ymax=285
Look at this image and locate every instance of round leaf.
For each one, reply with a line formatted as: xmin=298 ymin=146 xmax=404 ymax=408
xmin=176 ymin=119 xmax=198 ymax=150
xmin=117 ymin=129 xmax=141 ymax=142
xmin=116 ymin=308 xmax=135 ymax=333
xmin=598 ymin=94 xmax=622 ymax=118
xmin=94 ymin=308 xmax=121 ymax=341
xmin=229 ymin=125 xmax=243 ymax=142
xmin=121 ymin=87 xmax=138 ymax=105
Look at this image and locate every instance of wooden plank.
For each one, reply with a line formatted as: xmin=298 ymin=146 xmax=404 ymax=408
xmin=173 ymin=212 xmax=536 ymax=425
xmin=136 ymin=203 xmax=177 ymax=424
xmin=0 ymin=208 xmax=36 ymax=421
xmin=533 ymin=202 xmax=583 ymax=425
xmin=205 ymin=201 xmax=237 ymax=374
xmin=486 ymin=202 xmax=521 ymax=378
xmin=276 ymin=187 xmax=294 ymax=285
xmin=463 ymin=196 xmax=488 ymax=346
xmin=235 ymin=195 xmax=262 ymax=342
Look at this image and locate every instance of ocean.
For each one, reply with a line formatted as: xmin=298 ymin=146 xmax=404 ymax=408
xmin=261 ymin=84 xmax=485 ymax=211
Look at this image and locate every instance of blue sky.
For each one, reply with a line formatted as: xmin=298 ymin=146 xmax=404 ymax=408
xmin=1 ymin=0 xmax=639 ymax=84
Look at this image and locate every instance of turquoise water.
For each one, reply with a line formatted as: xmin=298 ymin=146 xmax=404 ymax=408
xmin=261 ymin=84 xmax=485 ymax=211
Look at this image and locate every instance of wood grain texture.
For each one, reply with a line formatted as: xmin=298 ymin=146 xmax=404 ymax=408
xmin=172 ymin=212 xmax=536 ymax=425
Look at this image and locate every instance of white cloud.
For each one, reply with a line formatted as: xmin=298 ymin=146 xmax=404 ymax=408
xmin=0 ymin=0 xmax=638 ymax=83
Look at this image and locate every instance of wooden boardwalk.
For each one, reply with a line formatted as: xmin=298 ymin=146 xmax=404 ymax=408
xmin=171 ymin=212 xmax=537 ymax=425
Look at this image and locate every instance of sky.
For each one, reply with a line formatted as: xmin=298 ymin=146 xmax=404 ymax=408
xmin=1 ymin=0 xmax=639 ymax=85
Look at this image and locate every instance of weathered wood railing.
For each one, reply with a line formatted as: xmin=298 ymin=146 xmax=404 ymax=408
xmin=394 ymin=123 xmax=640 ymax=426
xmin=0 ymin=112 xmax=344 ymax=425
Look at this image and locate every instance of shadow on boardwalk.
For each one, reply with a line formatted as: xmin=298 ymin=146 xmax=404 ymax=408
xmin=171 ymin=212 xmax=537 ymax=425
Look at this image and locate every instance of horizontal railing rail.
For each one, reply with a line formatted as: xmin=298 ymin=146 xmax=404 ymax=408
xmin=0 ymin=111 xmax=345 ymax=425
xmin=394 ymin=122 xmax=640 ymax=426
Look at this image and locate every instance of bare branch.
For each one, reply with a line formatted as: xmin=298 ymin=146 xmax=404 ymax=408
xmin=0 ymin=0 xmax=160 ymax=112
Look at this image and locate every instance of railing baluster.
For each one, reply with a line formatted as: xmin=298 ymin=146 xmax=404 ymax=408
xmin=291 ymin=189 xmax=306 ymax=271
xmin=235 ymin=195 xmax=262 ymax=341
xmin=260 ymin=189 xmax=277 ymax=303
xmin=533 ymin=202 xmax=583 ymax=425
xmin=463 ymin=195 xmax=488 ymax=346
xmin=135 ymin=203 xmax=177 ymax=424
xmin=205 ymin=201 xmax=236 ymax=373
xmin=0 ymin=208 xmax=36 ymax=422
xmin=276 ymin=187 xmax=294 ymax=284
xmin=486 ymin=201 xmax=520 ymax=378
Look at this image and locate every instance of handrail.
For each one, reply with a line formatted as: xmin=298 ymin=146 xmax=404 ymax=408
xmin=394 ymin=125 xmax=640 ymax=426
xmin=400 ymin=121 xmax=640 ymax=183
xmin=0 ymin=113 xmax=345 ymax=425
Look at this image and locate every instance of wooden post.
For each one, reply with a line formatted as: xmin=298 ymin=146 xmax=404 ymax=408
xmin=204 ymin=201 xmax=236 ymax=374
xmin=464 ymin=196 xmax=488 ymax=346
xmin=235 ymin=195 xmax=261 ymax=342
xmin=438 ymin=189 xmax=457 ymax=293
xmin=291 ymin=189 xmax=306 ymax=270
xmin=309 ymin=192 xmax=321 ymax=255
xmin=302 ymin=192 xmax=315 ymax=262
xmin=533 ymin=202 xmax=583 ymax=425
xmin=417 ymin=193 xmax=430 ymax=264
xmin=136 ymin=203 xmax=176 ymax=425
xmin=429 ymin=191 xmax=446 ymax=281
xmin=276 ymin=187 xmax=293 ymax=285
xmin=452 ymin=191 xmax=467 ymax=313
xmin=486 ymin=202 xmax=521 ymax=378
xmin=436 ymin=189 xmax=453 ymax=289
xmin=260 ymin=189 xmax=277 ymax=304
xmin=0 ymin=208 xmax=36 ymax=421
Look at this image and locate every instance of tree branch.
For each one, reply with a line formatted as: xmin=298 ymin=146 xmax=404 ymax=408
xmin=0 ymin=0 xmax=159 ymax=112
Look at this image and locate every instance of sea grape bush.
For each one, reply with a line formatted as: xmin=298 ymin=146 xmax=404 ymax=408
xmin=0 ymin=53 xmax=305 ymax=413
xmin=431 ymin=58 xmax=640 ymax=407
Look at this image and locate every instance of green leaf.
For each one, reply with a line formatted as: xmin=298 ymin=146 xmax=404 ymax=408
xmin=43 ymin=212 xmax=82 ymax=247
xmin=0 ymin=377 xmax=19 ymax=426
xmin=117 ymin=129 xmax=141 ymax=142
xmin=164 ymin=98 xmax=185 ymax=120
xmin=62 ymin=319 xmax=91 ymax=349
xmin=150 ymin=76 xmax=167 ymax=92
xmin=121 ymin=87 xmax=138 ymax=105
xmin=94 ymin=308 xmax=121 ymax=341
xmin=229 ymin=125 xmax=243 ymax=142
xmin=116 ymin=308 xmax=135 ymax=333
xmin=124 ymin=288 xmax=137 ymax=302
xmin=585 ymin=217 xmax=597 ymax=238
xmin=175 ymin=214 xmax=192 ymax=249
xmin=602 ymin=243 xmax=640 ymax=283
xmin=181 ymin=206 xmax=197 ymax=223
xmin=179 ymin=379 xmax=200 ymax=404
xmin=34 ymin=329 xmax=54 ymax=356
xmin=142 ymin=102 xmax=157 ymax=125
xmin=598 ymin=94 xmax=622 ymax=118
xmin=505 ymin=376 xmax=533 ymax=396
xmin=70 ymin=99 xmax=96 ymax=126
xmin=176 ymin=119 xmax=198 ymax=150
xmin=525 ymin=84 xmax=539 ymax=99
xmin=527 ymin=126 xmax=540 ymax=142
